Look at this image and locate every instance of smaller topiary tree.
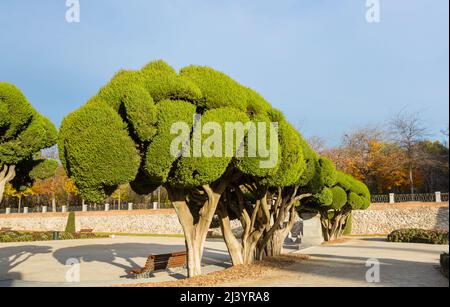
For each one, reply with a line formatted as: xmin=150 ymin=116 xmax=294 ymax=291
xmin=298 ymin=158 xmax=370 ymax=241
xmin=323 ymin=171 xmax=371 ymax=241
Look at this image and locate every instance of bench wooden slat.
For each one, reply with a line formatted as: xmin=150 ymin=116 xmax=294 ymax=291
xmin=79 ymin=229 xmax=94 ymax=234
xmin=129 ymin=251 xmax=187 ymax=278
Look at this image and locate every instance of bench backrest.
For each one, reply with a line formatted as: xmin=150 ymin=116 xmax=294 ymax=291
xmin=79 ymin=229 xmax=93 ymax=233
xmin=154 ymin=251 xmax=187 ymax=270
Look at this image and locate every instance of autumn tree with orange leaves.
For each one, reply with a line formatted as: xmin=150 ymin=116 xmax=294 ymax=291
xmin=320 ymin=121 xmax=448 ymax=194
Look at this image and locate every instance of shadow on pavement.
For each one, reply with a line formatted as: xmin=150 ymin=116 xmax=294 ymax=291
xmin=358 ymin=237 xmax=388 ymax=242
xmin=277 ymin=253 xmax=448 ymax=287
xmin=333 ymin=244 xmax=448 ymax=255
xmin=52 ymin=243 xmax=231 ymax=277
xmin=0 ymin=245 xmax=52 ymax=282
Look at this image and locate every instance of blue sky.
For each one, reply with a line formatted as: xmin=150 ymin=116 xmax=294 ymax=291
xmin=0 ymin=0 xmax=448 ymax=145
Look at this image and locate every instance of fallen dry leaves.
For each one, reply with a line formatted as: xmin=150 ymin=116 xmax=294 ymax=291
xmin=320 ymin=237 xmax=352 ymax=246
xmin=123 ymin=253 xmax=310 ymax=287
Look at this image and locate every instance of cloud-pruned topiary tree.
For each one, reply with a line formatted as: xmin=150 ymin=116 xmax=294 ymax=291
xmin=319 ymin=171 xmax=371 ymax=241
xmin=0 ymin=82 xmax=58 ymax=204
xmin=59 ymin=60 xmax=290 ymax=276
xmin=59 ymin=59 xmax=370 ymax=275
xmin=298 ymin=157 xmax=371 ymax=241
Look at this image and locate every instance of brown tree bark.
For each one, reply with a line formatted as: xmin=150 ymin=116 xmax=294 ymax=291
xmin=257 ymin=187 xmax=311 ymax=260
xmin=0 ymin=165 xmax=16 ymax=205
xmin=320 ymin=205 xmax=352 ymax=241
xmin=167 ymin=175 xmax=234 ymax=277
xmin=217 ymin=201 xmax=244 ymax=266
xmin=217 ymin=184 xmax=270 ymax=265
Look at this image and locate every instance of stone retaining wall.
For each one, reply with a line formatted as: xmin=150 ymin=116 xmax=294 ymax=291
xmin=1 ymin=203 xmax=448 ymax=236
xmin=352 ymin=203 xmax=449 ymax=235
xmin=0 ymin=210 xmax=183 ymax=234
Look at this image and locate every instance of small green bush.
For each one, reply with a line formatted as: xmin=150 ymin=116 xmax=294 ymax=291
xmin=387 ymin=229 xmax=449 ymax=245
xmin=441 ymin=253 xmax=449 ymax=279
xmin=65 ymin=212 xmax=76 ymax=233
xmin=0 ymin=231 xmax=108 ymax=243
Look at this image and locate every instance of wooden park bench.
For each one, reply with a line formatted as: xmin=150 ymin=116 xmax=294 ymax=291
xmin=0 ymin=228 xmax=13 ymax=233
xmin=79 ymin=229 xmax=94 ymax=234
xmin=128 ymin=251 xmax=187 ymax=279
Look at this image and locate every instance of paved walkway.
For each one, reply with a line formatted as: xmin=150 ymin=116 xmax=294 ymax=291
xmin=1 ymin=236 xmax=448 ymax=287
xmin=225 ymin=237 xmax=449 ymax=287
xmin=0 ymin=236 xmax=231 ymax=287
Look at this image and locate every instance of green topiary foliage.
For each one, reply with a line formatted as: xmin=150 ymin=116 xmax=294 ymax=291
xmin=59 ymin=60 xmax=301 ymax=206
xmin=264 ymin=120 xmax=305 ymax=187
xmin=95 ymin=61 xmax=203 ymax=113
xmin=297 ymin=137 xmax=319 ymax=187
xmin=1 ymin=112 xmax=57 ymax=167
xmin=235 ymin=113 xmax=280 ymax=179
xmin=95 ymin=70 xmax=143 ymax=112
xmin=306 ymin=157 xmax=337 ymax=195
xmin=171 ymin=107 xmax=250 ymax=187
xmin=122 ymin=85 xmax=158 ymax=142
xmin=0 ymin=83 xmax=34 ymax=142
xmin=0 ymin=82 xmax=57 ymax=203
xmin=314 ymin=187 xmax=333 ymax=207
xmin=330 ymin=186 xmax=348 ymax=210
xmin=318 ymin=158 xmax=337 ymax=187
xmin=144 ymin=100 xmax=197 ymax=185
xmin=140 ymin=61 xmax=203 ymax=104
xmin=59 ymin=99 xmax=141 ymax=202
xmin=65 ymin=212 xmax=76 ymax=234
xmin=335 ymin=171 xmax=371 ymax=210
xmin=348 ymin=192 xmax=363 ymax=210
xmin=180 ymin=65 xmax=248 ymax=110
xmin=29 ymin=159 xmax=59 ymax=180
xmin=244 ymin=87 xmax=272 ymax=118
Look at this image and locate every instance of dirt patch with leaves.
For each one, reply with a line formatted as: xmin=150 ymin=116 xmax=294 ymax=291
xmin=123 ymin=254 xmax=310 ymax=287
xmin=320 ymin=237 xmax=352 ymax=246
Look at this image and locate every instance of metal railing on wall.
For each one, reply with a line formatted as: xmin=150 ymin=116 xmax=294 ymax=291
xmin=0 ymin=202 xmax=173 ymax=215
xmin=371 ymin=192 xmax=449 ymax=204
xmin=1 ymin=192 xmax=448 ymax=215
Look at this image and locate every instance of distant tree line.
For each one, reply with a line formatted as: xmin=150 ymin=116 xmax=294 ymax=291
xmin=310 ymin=112 xmax=449 ymax=195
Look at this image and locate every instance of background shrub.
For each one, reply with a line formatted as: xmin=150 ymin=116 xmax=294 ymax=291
xmin=0 ymin=231 xmax=108 ymax=243
xmin=387 ymin=229 xmax=449 ymax=245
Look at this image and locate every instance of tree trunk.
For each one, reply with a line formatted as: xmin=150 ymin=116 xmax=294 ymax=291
xmin=52 ymin=197 xmax=57 ymax=212
xmin=0 ymin=165 xmax=16 ymax=205
xmin=409 ymin=164 xmax=415 ymax=195
xmin=217 ymin=186 xmax=269 ymax=265
xmin=263 ymin=229 xmax=285 ymax=257
xmin=242 ymin=189 xmax=270 ymax=264
xmin=257 ymin=188 xmax=310 ymax=260
xmin=321 ymin=216 xmax=332 ymax=242
xmin=217 ymin=202 xmax=244 ymax=265
xmin=321 ymin=207 xmax=352 ymax=241
xmin=168 ymin=181 xmax=229 ymax=277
